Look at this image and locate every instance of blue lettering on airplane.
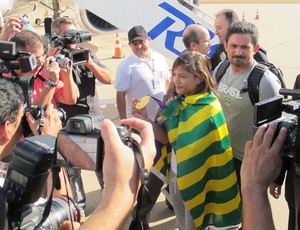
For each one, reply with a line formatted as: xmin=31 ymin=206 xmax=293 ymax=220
xmin=148 ymin=1 xmax=217 ymax=57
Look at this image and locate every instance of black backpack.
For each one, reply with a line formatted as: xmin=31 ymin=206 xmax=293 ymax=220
xmin=215 ymin=59 xmax=286 ymax=105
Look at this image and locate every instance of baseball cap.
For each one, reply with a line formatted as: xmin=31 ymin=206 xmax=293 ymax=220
xmin=128 ymin=25 xmax=148 ymax=43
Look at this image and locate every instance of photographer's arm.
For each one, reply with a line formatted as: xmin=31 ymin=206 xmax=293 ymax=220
xmin=241 ymin=122 xmax=287 ymax=230
xmin=57 ymin=63 xmax=80 ymax=105
xmin=80 ymin=118 xmax=156 ymax=230
xmin=33 ymin=57 xmax=59 ymax=106
xmin=46 ymin=47 xmax=79 ymax=104
xmin=0 ymin=16 xmax=23 ymax=41
xmin=85 ymin=54 xmax=112 ymax=84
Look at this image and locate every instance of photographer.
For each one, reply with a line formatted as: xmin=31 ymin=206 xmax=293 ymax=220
xmin=0 ymin=76 xmax=75 ymax=228
xmin=59 ymin=118 xmax=156 ymax=230
xmin=241 ymin=122 xmax=287 ymax=229
xmin=50 ymin=17 xmax=112 ymax=215
xmin=0 ymin=74 xmax=155 ymax=229
xmin=0 ymin=76 xmax=66 ymax=183
xmin=10 ymin=29 xmax=79 ymax=107
xmin=0 ymin=17 xmax=79 ymax=107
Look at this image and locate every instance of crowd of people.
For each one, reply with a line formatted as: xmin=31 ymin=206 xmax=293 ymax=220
xmin=0 ymin=6 xmax=298 ymax=230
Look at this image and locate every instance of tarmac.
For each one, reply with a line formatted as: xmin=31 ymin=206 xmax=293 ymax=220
xmin=8 ymin=1 xmax=300 ymax=229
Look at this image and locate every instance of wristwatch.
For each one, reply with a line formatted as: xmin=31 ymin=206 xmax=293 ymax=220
xmin=44 ymin=79 xmax=57 ymax=89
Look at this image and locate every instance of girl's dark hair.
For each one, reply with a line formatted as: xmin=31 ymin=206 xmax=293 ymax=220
xmin=172 ymin=51 xmax=217 ymax=96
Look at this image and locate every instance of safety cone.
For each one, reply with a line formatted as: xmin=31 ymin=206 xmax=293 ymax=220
xmin=242 ymin=12 xmax=245 ymax=21
xmin=112 ymin=33 xmax=125 ymax=59
xmin=255 ymin=9 xmax=260 ymax=20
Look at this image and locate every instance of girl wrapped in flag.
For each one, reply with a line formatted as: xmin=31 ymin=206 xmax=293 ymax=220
xmin=132 ymin=51 xmax=242 ymax=230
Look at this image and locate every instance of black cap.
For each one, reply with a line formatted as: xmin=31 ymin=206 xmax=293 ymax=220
xmin=128 ymin=25 xmax=148 ymax=43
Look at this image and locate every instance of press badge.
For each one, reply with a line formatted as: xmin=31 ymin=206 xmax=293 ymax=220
xmin=152 ymin=71 xmax=162 ymax=89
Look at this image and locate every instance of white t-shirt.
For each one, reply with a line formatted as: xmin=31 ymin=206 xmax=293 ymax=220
xmin=115 ymin=51 xmax=170 ymax=120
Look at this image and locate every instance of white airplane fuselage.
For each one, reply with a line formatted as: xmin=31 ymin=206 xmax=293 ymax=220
xmin=0 ymin=0 xmax=218 ymax=61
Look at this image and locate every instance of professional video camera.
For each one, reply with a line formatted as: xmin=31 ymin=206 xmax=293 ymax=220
xmin=3 ymin=135 xmax=80 ymax=229
xmin=254 ymin=89 xmax=300 ymax=164
xmin=0 ymin=41 xmax=37 ymax=73
xmin=57 ymin=114 xmax=132 ymax=171
xmin=49 ymin=29 xmax=92 ymax=65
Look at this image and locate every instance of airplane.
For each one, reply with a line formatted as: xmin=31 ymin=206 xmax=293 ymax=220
xmin=0 ymin=0 xmax=219 ymax=61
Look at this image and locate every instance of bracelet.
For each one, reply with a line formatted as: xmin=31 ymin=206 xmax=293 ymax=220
xmin=45 ymin=79 xmax=57 ymax=89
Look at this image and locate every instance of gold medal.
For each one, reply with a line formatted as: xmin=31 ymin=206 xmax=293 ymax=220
xmin=136 ymin=95 xmax=151 ymax=109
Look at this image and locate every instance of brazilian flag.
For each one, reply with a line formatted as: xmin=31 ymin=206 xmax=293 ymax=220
xmin=155 ymin=91 xmax=242 ymax=229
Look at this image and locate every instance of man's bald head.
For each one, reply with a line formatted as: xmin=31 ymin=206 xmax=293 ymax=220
xmin=182 ymin=24 xmax=211 ymax=55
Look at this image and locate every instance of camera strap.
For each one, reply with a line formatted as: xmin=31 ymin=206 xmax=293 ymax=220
xmin=126 ymin=137 xmax=150 ymax=230
xmin=33 ymin=139 xmax=61 ymax=230
xmin=37 ymin=107 xmax=45 ymax=135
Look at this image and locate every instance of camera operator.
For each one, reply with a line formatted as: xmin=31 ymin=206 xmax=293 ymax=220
xmin=241 ymin=122 xmax=287 ymax=230
xmin=9 ymin=29 xmax=79 ymax=107
xmin=268 ymin=78 xmax=300 ymax=230
xmin=0 ymin=17 xmax=79 ymax=107
xmin=50 ymin=17 xmax=112 ymax=216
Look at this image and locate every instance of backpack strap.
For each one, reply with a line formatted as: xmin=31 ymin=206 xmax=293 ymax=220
xmin=215 ymin=59 xmax=230 ymax=84
xmin=247 ymin=64 xmax=266 ymax=105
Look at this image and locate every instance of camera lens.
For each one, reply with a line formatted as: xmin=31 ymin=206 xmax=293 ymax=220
xmin=57 ymin=108 xmax=66 ymax=123
xmin=41 ymin=196 xmax=80 ymax=229
xmin=56 ymin=54 xmax=71 ymax=70
xmin=277 ymin=120 xmax=298 ymax=158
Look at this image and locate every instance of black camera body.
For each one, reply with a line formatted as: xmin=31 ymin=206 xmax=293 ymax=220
xmin=26 ymin=104 xmax=66 ymax=122
xmin=3 ymin=135 xmax=80 ymax=229
xmin=0 ymin=41 xmax=37 ymax=73
xmin=49 ymin=29 xmax=91 ymax=65
xmin=3 ymin=135 xmax=55 ymax=206
xmin=254 ymin=89 xmax=300 ymax=160
xmin=57 ymin=114 xmax=131 ymax=171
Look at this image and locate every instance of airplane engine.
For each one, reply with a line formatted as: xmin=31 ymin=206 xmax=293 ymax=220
xmin=75 ymin=3 xmax=118 ymax=35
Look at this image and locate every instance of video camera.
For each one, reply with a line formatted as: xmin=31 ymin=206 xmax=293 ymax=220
xmin=0 ymin=41 xmax=37 ymax=73
xmin=49 ymin=29 xmax=92 ymax=65
xmin=3 ymin=135 xmax=80 ymax=229
xmin=57 ymin=114 xmax=131 ymax=171
xmin=254 ymin=89 xmax=300 ymax=166
xmin=0 ymin=41 xmax=66 ymax=136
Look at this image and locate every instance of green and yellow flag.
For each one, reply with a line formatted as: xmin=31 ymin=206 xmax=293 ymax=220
xmin=158 ymin=91 xmax=242 ymax=229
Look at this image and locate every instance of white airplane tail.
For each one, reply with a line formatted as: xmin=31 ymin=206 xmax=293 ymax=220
xmin=74 ymin=0 xmax=218 ymax=61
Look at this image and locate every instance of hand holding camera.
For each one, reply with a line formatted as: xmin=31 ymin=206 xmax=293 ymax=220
xmin=0 ymin=15 xmax=25 ymax=41
xmin=44 ymin=56 xmax=60 ymax=86
xmin=25 ymin=103 xmax=63 ymax=136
